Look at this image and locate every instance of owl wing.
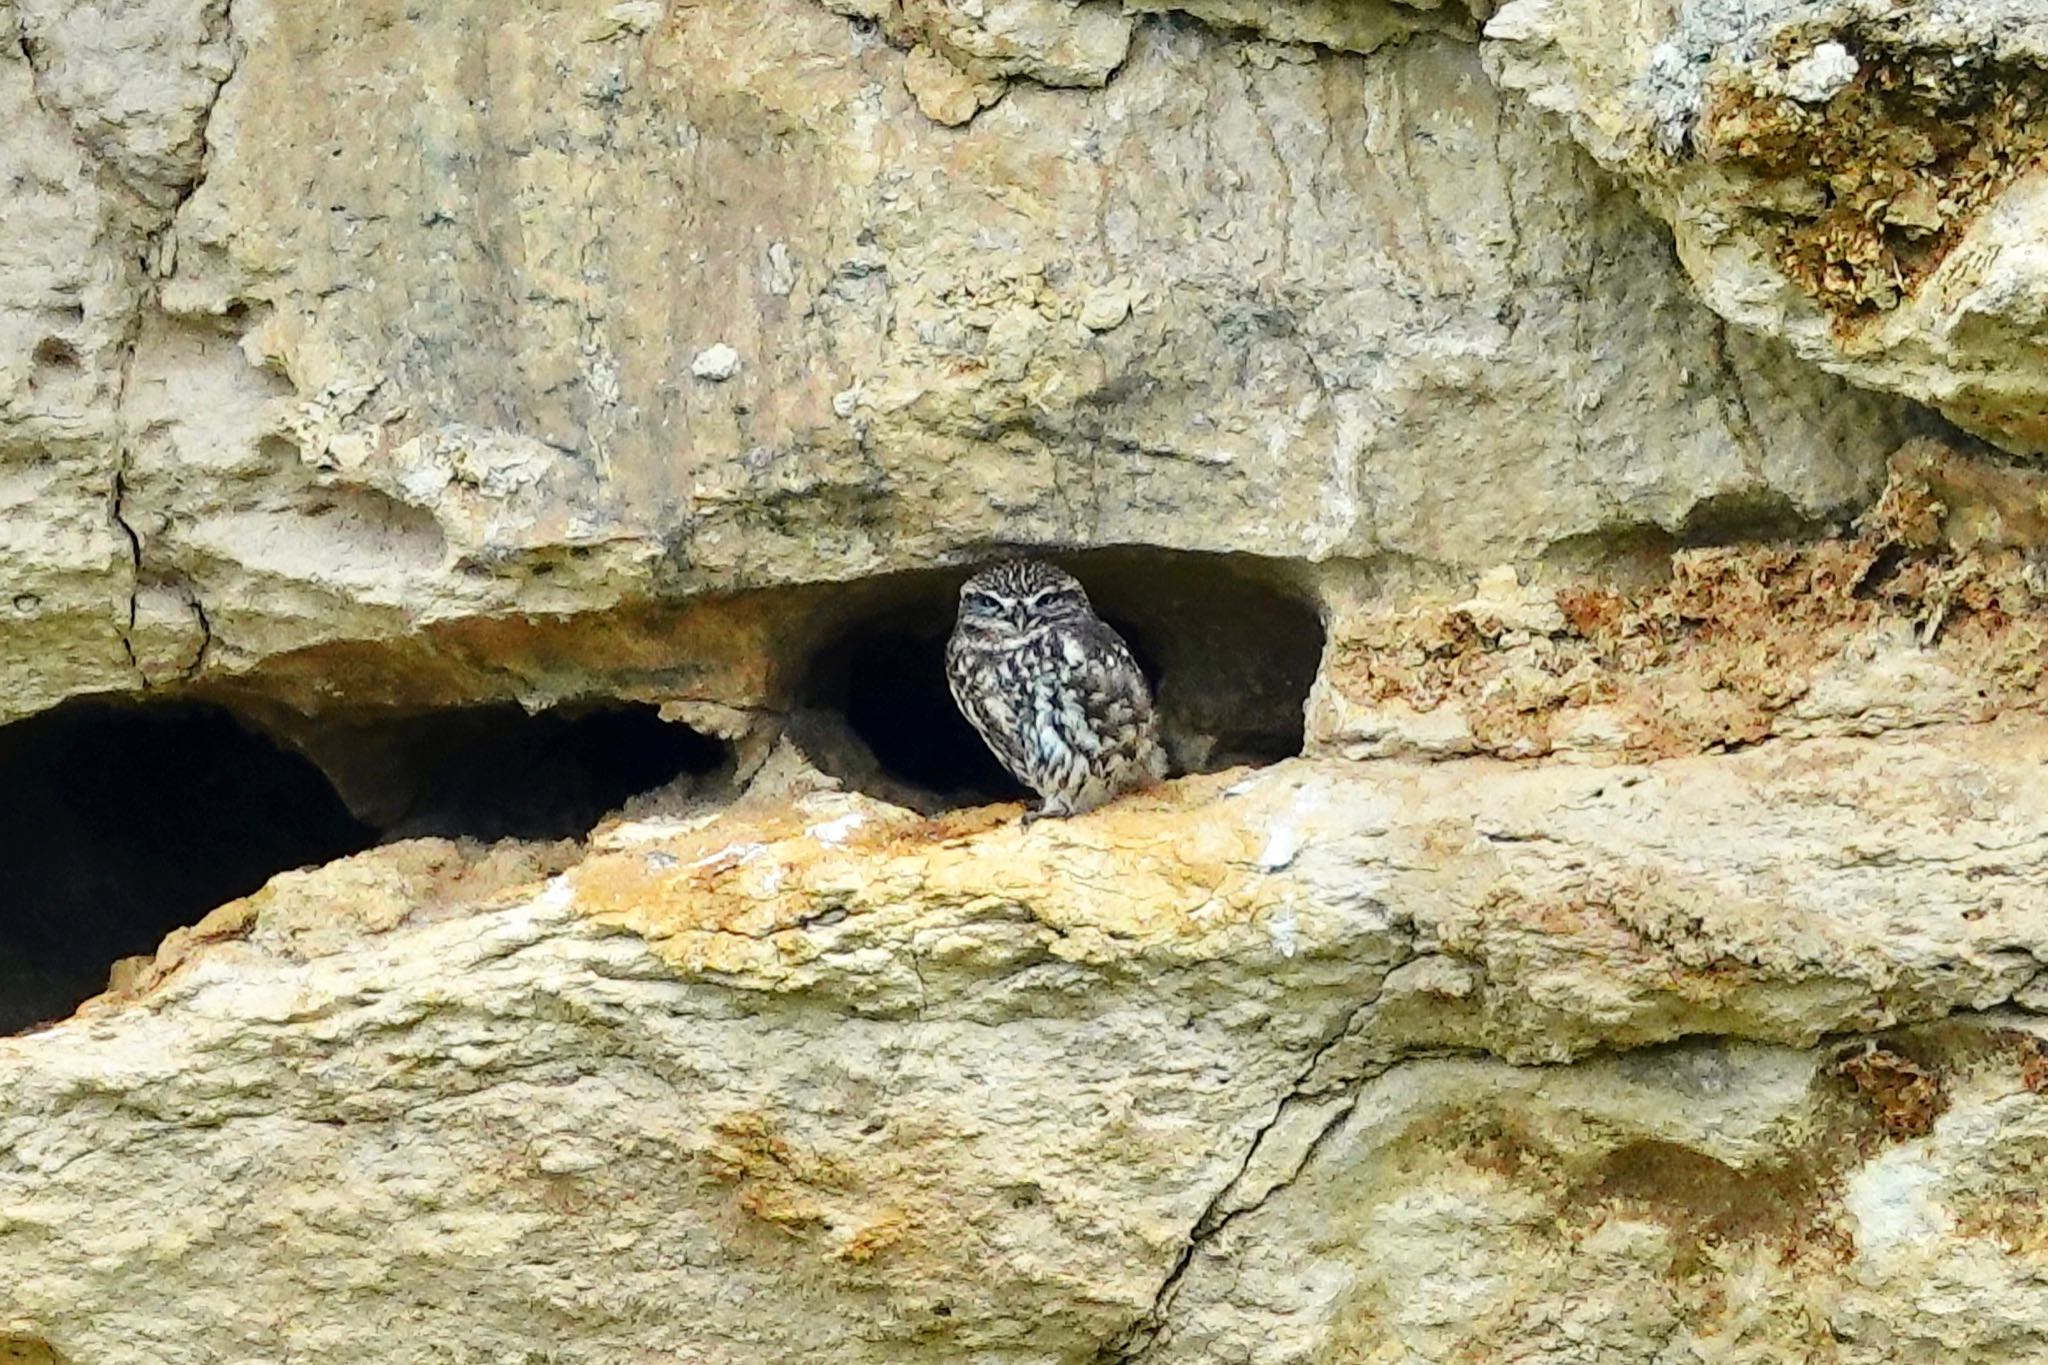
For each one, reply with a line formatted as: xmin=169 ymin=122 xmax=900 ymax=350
xmin=945 ymin=636 xmax=1031 ymax=778
xmin=1053 ymin=618 xmax=1159 ymax=759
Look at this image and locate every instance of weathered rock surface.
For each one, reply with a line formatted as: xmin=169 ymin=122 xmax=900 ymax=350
xmin=1486 ymin=0 xmax=2048 ymax=455
xmin=1312 ymin=439 xmax=2048 ymax=761
xmin=4 ymin=725 xmax=2047 ymax=1363
xmin=1146 ymin=1023 xmax=2048 ymax=1364
xmin=4 ymin=0 xmax=2047 ymax=1360
xmin=0 ymin=0 xmax=1919 ymax=724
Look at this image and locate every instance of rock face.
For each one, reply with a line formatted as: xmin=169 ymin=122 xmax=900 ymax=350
xmin=5 ymin=732 xmax=2048 ymax=1364
xmin=0 ymin=0 xmax=1920 ymax=723
xmin=1487 ymin=0 xmax=2048 ymax=453
xmin=2 ymin=0 xmax=2047 ymax=1361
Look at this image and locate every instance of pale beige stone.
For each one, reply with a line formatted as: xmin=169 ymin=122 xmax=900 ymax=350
xmin=12 ymin=0 xmax=235 ymax=208
xmin=901 ymin=39 xmax=1007 ymax=123
xmin=1144 ymin=1023 xmax=2048 ymax=1364
xmin=1077 ymin=281 xmax=1134 ymax=331
xmin=0 ymin=4 xmax=2041 ymax=1358
xmin=1485 ymin=0 xmax=2048 ymax=455
xmin=0 ymin=10 xmax=147 ymax=719
xmin=1 ymin=726 xmax=2045 ymax=1362
xmin=0 ymin=0 xmax=1921 ymax=721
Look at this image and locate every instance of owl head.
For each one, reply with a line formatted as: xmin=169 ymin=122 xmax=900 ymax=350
xmin=953 ymin=559 xmax=1095 ymax=640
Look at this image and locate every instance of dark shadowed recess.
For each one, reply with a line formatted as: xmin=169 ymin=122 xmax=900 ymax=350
xmin=0 ymin=700 xmax=374 ymax=1035
xmin=296 ymin=701 xmax=730 ymax=841
xmin=796 ymin=549 xmax=1326 ymax=811
xmin=0 ymin=698 xmax=729 ymax=1035
xmin=0 ymin=1332 xmax=69 ymax=1365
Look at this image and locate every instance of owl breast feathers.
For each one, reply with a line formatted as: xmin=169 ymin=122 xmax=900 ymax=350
xmin=944 ymin=560 xmax=1168 ymax=820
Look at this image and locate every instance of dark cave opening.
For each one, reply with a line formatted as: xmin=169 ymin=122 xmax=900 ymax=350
xmin=0 ymin=697 xmax=730 ymax=1035
xmin=297 ymin=701 xmax=732 ymax=842
xmin=802 ymin=609 xmax=1036 ymax=810
xmin=0 ymin=700 xmax=375 ymax=1035
xmin=795 ymin=551 xmax=1325 ymax=811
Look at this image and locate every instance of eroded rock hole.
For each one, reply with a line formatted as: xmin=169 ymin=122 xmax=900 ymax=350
xmin=0 ymin=1334 xmax=71 ymax=1365
xmin=800 ymin=612 xmax=1032 ymax=811
xmin=0 ymin=701 xmax=374 ymax=1034
xmin=795 ymin=553 xmax=1323 ymax=811
xmin=30 ymin=336 xmax=80 ymax=372
xmin=300 ymin=701 xmax=729 ymax=842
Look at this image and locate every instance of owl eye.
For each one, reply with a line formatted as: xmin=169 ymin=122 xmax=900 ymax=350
xmin=964 ymin=591 xmax=1004 ymax=616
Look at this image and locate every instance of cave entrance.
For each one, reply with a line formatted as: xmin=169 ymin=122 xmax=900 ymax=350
xmin=795 ymin=551 xmax=1325 ymax=811
xmin=296 ymin=701 xmax=731 ymax=842
xmin=0 ymin=697 xmax=731 ymax=1034
xmin=801 ymin=606 xmax=1033 ymax=811
xmin=0 ymin=700 xmax=374 ymax=1035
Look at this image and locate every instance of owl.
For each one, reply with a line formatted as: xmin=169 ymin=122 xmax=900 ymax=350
xmin=945 ymin=559 xmax=1168 ymax=821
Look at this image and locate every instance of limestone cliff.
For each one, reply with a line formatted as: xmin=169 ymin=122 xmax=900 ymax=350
xmin=1 ymin=0 xmax=2046 ymax=1361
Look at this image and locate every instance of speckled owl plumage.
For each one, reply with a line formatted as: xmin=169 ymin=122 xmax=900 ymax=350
xmin=944 ymin=560 xmax=1168 ymax=820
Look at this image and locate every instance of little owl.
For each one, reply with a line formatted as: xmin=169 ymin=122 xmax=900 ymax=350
xmin=945 ymin=559 xmax=1167 ymax=821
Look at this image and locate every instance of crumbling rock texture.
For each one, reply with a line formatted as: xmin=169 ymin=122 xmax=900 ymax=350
xmin=1694 ymin=28 xmax=2048 ymax=323
xmin=2 ymin=0 xmax=2047 ymax=1360
xmin=5 ymin=737 xmax=2048 ymax=1362
xmin=1487 ymin=0 xmax=2048 ymax=454
xmin=1 ymin=0 xmax=1920 ymax=725
xmin=1312 ymin=440 xmax=2048 ymax=761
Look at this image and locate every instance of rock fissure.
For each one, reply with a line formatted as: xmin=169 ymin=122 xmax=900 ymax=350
xmin=179 ymin=582 xmax=214 ymax=680
xmin=1120 ymin=1009 xmax=2048 ymax=1363
xmin=88 ymin=0 xmax=241 ymax=693
xmin=4 ymin=710 xmax=2046 ymax=1357
xmin=1102 ymin=991 xmax=1396 ymax=1363
xmin=160 ymin=0 xmax=240 ymax=229
xmin=1708 ymin=317 xmax=1769 ymax=484
xmin=9 ymin=22 xmax=62 ymax=133
xmin=105 ymin=467 xmax=144 ymax=685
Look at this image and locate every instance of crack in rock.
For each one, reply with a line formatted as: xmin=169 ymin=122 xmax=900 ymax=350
xmin=1099 ymin=990 xmax=1393 ymax=1363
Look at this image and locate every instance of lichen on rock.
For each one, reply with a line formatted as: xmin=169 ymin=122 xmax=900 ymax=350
xmin=5 ymin=724 xmax=2048 ymax=1360
xmin=1311 ymin=441 xmax=2048 ymax=762
xmin=1695 ymin=22 xmax=2048 ymax=322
